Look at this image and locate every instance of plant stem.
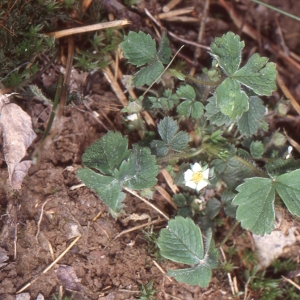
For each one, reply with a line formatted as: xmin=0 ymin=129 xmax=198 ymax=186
xmin=185 ymin=74 xmax=222 ymax=86
xmin=217 ymin=220 xmax=240 ymax=248
xmin=234 ymin=155 xmax=268 ymax=178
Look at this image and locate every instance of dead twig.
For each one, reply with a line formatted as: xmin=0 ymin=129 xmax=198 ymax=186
xmin=48 ymin=20 xmax=130 ymax=39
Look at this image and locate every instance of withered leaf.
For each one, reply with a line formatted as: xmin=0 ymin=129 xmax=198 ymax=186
xmin=1 ymin=101 xmax=37 ymax=189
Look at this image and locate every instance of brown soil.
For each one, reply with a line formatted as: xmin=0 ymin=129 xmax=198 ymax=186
xmin=2 ymin=0 xmax=300 ymax=299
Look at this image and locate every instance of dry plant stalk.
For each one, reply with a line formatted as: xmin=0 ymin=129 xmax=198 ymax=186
xmin=48 ymin=20 xmax=130 ymax=39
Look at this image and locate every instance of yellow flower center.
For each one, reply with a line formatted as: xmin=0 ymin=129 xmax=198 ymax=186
xmin=192 ymin=172 xmax=203 ymax=183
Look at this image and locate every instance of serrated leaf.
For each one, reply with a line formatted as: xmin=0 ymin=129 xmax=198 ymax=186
xmin=210 ymin=32 xmax=244 ymax=76
xmin=191 ymin=102 xmax=204 ymax=118
xmin=82 ymin=132 xmax=130 ymax=176
xmin=150 ymin=140 xmax=169 ymax=157
xmin=220 ymin=155 xmax=260 ymax=190
xmin=221 ymin=190 xmax=237 ymax=218
xmin=167 ymin=265 xmax=212 ymax=287
xmin=120 ymin=31 xmax=156 ymax=67
xmin=158 ymin=217 xmax=204 ymax=265
xmin=215 ymin=78 xmax=249 ymax=120
xmin=132 ymin=60 xmax=164 ymax=87
xmin=233 ymin=53 xmax=277 ymax=96
xmin=237 ymin=96 xmax=266 ymax=136
xmin=120 ymin=145 xmax=159 ymax=190
xmin=158 ymin=117 xmax=179 ymax=142
xmin=205 ymin=96 xmax=232 ymax=126
xmin=176 ymin=84 xmax=196 ymax=100
xmin=250 ymin=141 xmax=264 ymax=158
xmin=266 ymin=159 xmax=300 ymax=176
xmin=157 ymin=31 xmax=172 ymax=64
xmin=77 ymin=168 xmax=125 ymax=213
xmin=274 ymin=169 xmax=300 ymax=217
xmin=158 ymin=217 xmax=218 ymax=287
xmin=233 ymin=178 xmax=275 ymax=235
xmin=156 ymin=117 xmax=189 ymax=153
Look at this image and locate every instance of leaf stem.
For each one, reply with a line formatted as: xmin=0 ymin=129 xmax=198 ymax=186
xmin=217 ymin=220 xmax=240 ymax=248
xmin=233 ymin=155 xmax=268 ymax=178
xmin=185 ymin=74 xmax=222 ymax=86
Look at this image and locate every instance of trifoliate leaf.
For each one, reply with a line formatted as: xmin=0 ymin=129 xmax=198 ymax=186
xmin=177 ymin=100 xmax=204 ymax=118
xmin=210 ymin=32 xmax=244 ymax=76
xmin=77 ymin=168 xmax=125 ymax=213
xmin=274 ymin=169 xmax=300 ymax=217
xmin=82 ymin=132 xmax=130 ymax=176
xmin=176 ymin=84 xmax=196 ymax=100
xmin=120 ymin=31 xmax=156 ymax=67
xmin=250 ymin=141 xmax=264 ymax=159
xmin=157 ymin=217 xmax=218 ymax=287
xmin=233 ymin=53 xmax=277 ymax=96
xmin=215 ymin=78 xmax=249 ymax=120
xmin=157 ymin=31 xmax=172 ymax=64
xmin=132 ymin=60 xmax=164 ymax=87
xmin=233 ymin=178 xmax=275 ymax=235
xmin=237 ymin=96 xmax=266 ymax=136
xmin=120 ymin=145 xmax=159 ymax=190
xmin=151 ymin=117 xmax=189 ymax=156
xmin=205 ymin=96 xmax=232 ymax=126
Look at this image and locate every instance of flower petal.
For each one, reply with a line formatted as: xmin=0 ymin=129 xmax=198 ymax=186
xmin=184 ymin=169 xmax=194 ymax=181
xmin=185 ymin=180 xmax=197 ymax=189
xmin=191 ymin=163 xmax=202 ymax=173
xmin=196 ymin=180 xmax=208 ymax=192
xmin=202 ymin=168 xmax=210 ymax=180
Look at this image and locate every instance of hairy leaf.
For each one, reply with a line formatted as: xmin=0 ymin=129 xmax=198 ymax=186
xmin=157 ymin=217 xmax=218 ymax=287
xmin=210 ymin=32 xmax=244 ymax=76
xmin=77 ymin=168 xmax=125 ymax=213
xmin=132 ymin=60 xmax=164 ymax=87
xmin=157 ymin=31 xmax=172 ymax=64
xmin=250 ymin=141 xmax=264 ymax=159
xmin=82 ymin=132 xmax=130 ymax=176
xmin=233 ymin=54 xmax=277 ymax=96
xmin=274 ymin=170 xmax=300 ymax=217
xmin=205 ymin=96 xmax=232 ymax=126
xmin=237 ymin=96 xmax=266 ymax=136
xmin=119 ymin=145 xmax=159 ymax=190
xmin=120 ymin=31 xmax=156 ymax=66
xmin=215 ymin=78 xmax=249 ymax=120
xmin=233 ymin=178 xmax=275 ymax=235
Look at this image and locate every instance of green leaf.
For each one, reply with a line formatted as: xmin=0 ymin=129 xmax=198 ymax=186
xmin=210 ymin=32 xmax=244 ymax=76
xmin=77 ymin=168 xmax=125 ymax=213
xmin=176 ymin=84 xmax=196 ymax=100
xmin=82 ymin=132 xmax=130 ymax=176
xmin=132 ymin=60 xmax=164 ymax=87
xmin=218 ymin=155 xmax=261 ymax=190
xmin=120 ymin=145 xmax=159 ymax=190
xmin=215 ymin=78 xmax=249 ymax=120
xmin=233 ymin=178 xmax=275 ymax=235
xmin=250 ymin=141 xmax=264 ymax=159
xmin=157 ymin=217 xmax=218 ymax=287
xmin=237 ymin=96 xmax=266 ymax=136
xmin=177 ymin=100 xmax=204 ymax=118
xmin=120 ymin=31 xmax=156 ymax=67
xmin=266 ymin=159 xmax=300 ymax=177
xmin=157 ymin=31 xmax=172 ymax=64
xmin=151 ymin=117 xmax=189 ymax=156
xmin=274 ymin=169 xmax=300 ymax=217
xmin=221 ymin=190 xmax=237 ymax=218
xmin=205 ymin=96 xmax=232 ymax=126
xmin=233 ymin=53 xmax=277 ymax=96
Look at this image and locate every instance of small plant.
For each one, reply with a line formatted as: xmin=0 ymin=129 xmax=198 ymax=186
xmin=77 ymin=30 xmax=300 ymax=287
xmin=139 ymin=281 xmax=156 ymax=300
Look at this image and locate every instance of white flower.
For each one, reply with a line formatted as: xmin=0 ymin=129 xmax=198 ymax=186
xmin=127 ymin=113 xmax=138 ymax=121
xmin=184 ymin=163 xmax=209 ymax=192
